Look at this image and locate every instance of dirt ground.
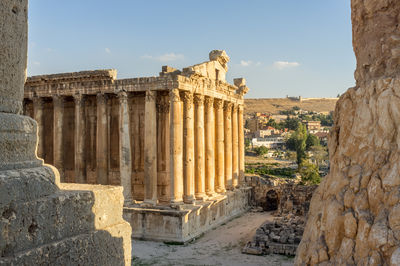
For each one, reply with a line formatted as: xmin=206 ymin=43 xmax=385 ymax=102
xmin=131 ymin=211 xmax=294 ymax=266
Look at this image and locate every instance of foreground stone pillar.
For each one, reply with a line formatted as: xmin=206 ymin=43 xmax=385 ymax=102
xmin=205 ymin=97 xmax=216 ymax=196
xmin=144 ymin=90 xmax=158 ymax=205
xmin=232 ymin=104 xmax=239 ymax=188
xmin=182 ymin=91 xmax=195 ymax=204
xmin=170 ymin=89 xmax=183 ymax=204
xmin=224 ymin=102 xmax=233 ymax=190
xmin=32 ymin=97 xmax=44 ymax=158
xmin=295 ymin=1 xmax=400 ymax=265
xmin=238 ymin=104 xmax=245 ymax=185
xmin=0 ymin=2 xmax=131 ymax=264
xmin=74 ymin=94 xmax=85 ymax=183
xmin=53 ymin=95 xmax=64 ymax=180
xmin=96 ymin=93 xmax=108 ymax=185
xmin=194 ymin=94 xmax=206 ymax=200
xmin=214 ymin=99 xmax=225 ymax=193
xmin=118 ymin=91 xmax=132 ymax=203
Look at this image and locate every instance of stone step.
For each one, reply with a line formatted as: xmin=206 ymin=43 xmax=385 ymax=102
xmin=0 ymin=221 xmax=131 ymax=266
xmin=1 ymin=183 xmax=126 ymax=257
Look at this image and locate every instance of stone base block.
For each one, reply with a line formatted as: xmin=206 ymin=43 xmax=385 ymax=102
xmin=124 ymin=187 xmax=251 ymax=243
xmin=0 ymin=167 xmax=131 ymax=265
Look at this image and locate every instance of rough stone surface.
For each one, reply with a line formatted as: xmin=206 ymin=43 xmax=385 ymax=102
xmin=0 ymin=1 xmax=131 ymax=265
xmin=295 ymin=1 xmax=400 ymax=264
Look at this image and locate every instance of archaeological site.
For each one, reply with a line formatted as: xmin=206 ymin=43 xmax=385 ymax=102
xmin=4 ymin=0 xmax=400 ymax=265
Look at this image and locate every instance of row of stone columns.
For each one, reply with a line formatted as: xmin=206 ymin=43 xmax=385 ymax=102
xmin=29 ymin=89 xmax=245 ymax=206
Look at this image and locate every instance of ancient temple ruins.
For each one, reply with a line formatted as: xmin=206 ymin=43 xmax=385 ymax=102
xmin=23 ymin=50 xmax=251 ymax=241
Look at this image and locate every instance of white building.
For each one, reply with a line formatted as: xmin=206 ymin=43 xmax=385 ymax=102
xmin=251 ymin=136 xmax=286 ymax=149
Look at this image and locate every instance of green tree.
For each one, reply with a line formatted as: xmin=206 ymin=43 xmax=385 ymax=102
xmin=245 ymin=138 xmax=251 ymax=149
xmin=254 ymin=146 xmax=269 ymax=156
xmin=306 ymin=134 xmax=320 ymax=150
xmin=284 ymin=117 xmax=301 ymax=130
xmin=299 ymin=161 xmax=321 ymax=185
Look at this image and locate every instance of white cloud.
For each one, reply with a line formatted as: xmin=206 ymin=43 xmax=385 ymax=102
xmin=33 ymin=61 xmax=40 ymax=66
xmin=240 ymin=60 xmax=262 ymax=67
xmin=105 ymin=48 xmax=111 ymax=54
xmin=141 ymin=53 xmax=184 ymax=62
xmin=273 ymin=61 xmax=300 ymax=70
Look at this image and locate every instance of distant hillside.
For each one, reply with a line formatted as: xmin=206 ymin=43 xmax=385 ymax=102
xmin=244 ymin=97 xmax=338 ymax=115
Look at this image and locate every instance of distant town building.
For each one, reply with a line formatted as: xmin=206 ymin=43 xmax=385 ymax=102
xmin=304 ymin=120 xmax=321 ymax=133
xmin=251 ymin=136 xmax=286 ymax=149
xmin=255 ymin=127 xmax=281 ymax=138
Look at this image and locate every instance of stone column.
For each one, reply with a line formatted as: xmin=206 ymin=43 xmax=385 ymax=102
xmin=232 ymin=104 xmax=239 ymax=188
xmin=224 ymin=102 xmax=233 ymax=190
xmin=182 ymin=91 xmax=195 ymax=204
xmin=74 ymin=94 xmax=85 ymax=183
xmin=214 ymin=99 xmax=225 ymax=193
xmin=32 ymin=96 xmax=44 ymax=159
xmin=0 ymin=0 xmax=42 ymax=171
xmin=238 ymin=104 xmax=245 ymax=185
xmin=118 ymin=91 xmax=132 ymax=203
xmin=194 ymin=94 xmax=206 ymax=200
xmin=96 ymin=93 xmax=108 ymax=185
xmin=144 ymin=90 xmax=158 ymax=205
xmin=205 ymin=96 xmax=216 ymax=196
xmin=53 ymin=95 xmax=65 ymax=180
xmin=169 ymin=89 xmax=183 ymax=204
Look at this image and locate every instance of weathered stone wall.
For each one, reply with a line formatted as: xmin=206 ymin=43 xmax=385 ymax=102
xmin=295 ymin=1 xmax=400 ymax=264
xmin=244 ymin=174 xmax=316 ymax=215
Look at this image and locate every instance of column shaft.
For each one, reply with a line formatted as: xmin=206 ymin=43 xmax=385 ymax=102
xmin=33 ymin=97 xmax=44 ymax=159
xmin=170 ymin=89 xmax=184 ymax=204
xmin=96 ymin=93 xmax=108 ymax=185
xmin=205 ymin=97 xmax=216 ymax=196
xmin=53 ymin=95 xmax=64 ymax=180
xmin=119 ymin=91 xmax=132 ymax=203
xmin=238 ymin=105 xmax=245 ymax=185
xmin=182 ymin=92 xmax=195 ymax=204
xmin=74 ymin=94 xmax=85 ymax=183
xmin=224 ymin=102 xmax=233 ymax=190
xmin=232 ymin=104 xmax=239 ymax=188
xmin=194 ymin=94 xmax=206 ymax=200
xmin=144 ymin=90 xmax=158 ymax=205
xmin=214 ymin=99 xmax=225 ymax=193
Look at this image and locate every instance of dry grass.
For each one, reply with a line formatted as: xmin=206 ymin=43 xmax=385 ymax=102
xmin=244 ymin=97 xmax=338 ymax=115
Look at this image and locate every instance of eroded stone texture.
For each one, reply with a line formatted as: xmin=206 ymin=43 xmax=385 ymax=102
xmin=295 ymin=1 xmax=400 ymax=264
xmin=0 ymin=1 xmax=131 ymax=264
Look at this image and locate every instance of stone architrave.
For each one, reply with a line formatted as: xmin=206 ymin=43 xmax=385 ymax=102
xmin=53 ymin=95 xmax=64 ymax=180
xmin=32 ymin=96 xmax=44 ymax=159
xmin=74 ymin=93 xmax=85 ymax=183
xmin=96 ymin=93 xmax=108 ymax=185
xmin=194 ymin=94 xmax=206 ymax=200
xmin=205 ymin=96 xmax=216 ymax=196
xmin=224 ymin=102 xmax=233 ymax=190
xmin=214 ymin=99 xmax=225 ymax=192
xmin=144 ymin=90 xmax=158 ymax=205
xmin=232 ymin=104 xmax=239 ymax=188
xmin=170 ymin=89 xmax=184 ymax=204
xmin=182 ymin=91 xmax=196 ymax=204
xmin=238 ymin=105 xmax=245 ymax=185
xmin=118 ymin=91 xmax=132 ymax=203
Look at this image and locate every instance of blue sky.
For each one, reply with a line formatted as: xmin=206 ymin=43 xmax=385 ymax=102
xmin=27 ymin=0 xmax=355 ymax=98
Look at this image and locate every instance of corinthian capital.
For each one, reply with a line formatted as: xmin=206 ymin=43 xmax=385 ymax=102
xmin=181 ymin=91 xmax=193 ymax=109
xmin=204 ymin=96 xmax=214 ymax=108
xmin=169 ymin=89 xmax=181 ymax=102
xmin=193 ymin=94 xmax=204 ymax=106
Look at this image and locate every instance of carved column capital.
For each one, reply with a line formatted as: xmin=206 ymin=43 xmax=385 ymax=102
xmin=232 ymin=104 xmax=238 ymax=112
xmin=169 ymin=89 xmax=180 ymax=102
xmin=156 ymin=97 xmax=170 ymax=113
xmin=214 ymin=98 xmax=224 ymax=109
xmin=73 ymin=93 xmax=85 ymax=105
xmin=181 ymin=91 xmax=193 ymax=110
xmin=32 ymin=96 xmax=43 ymax=106
xmin=52 ymin=95 xmax=65 ymax=106
xmin=193 ymin=94 xmax=204 ymax=106
xmin=238 ymin=104 xmax=244 ymax=112
xmin=223 ymin=102 xmax=233 ymax=111
xmin=145 ymin=90 xmax=157 ymax=102
xmin=118 ymin=91 xmax=128 ymax=104
xmin=96 ymin=93 xmax=107 ymax=104
xmin=204 ymin=96 xmax=214 ymax=108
